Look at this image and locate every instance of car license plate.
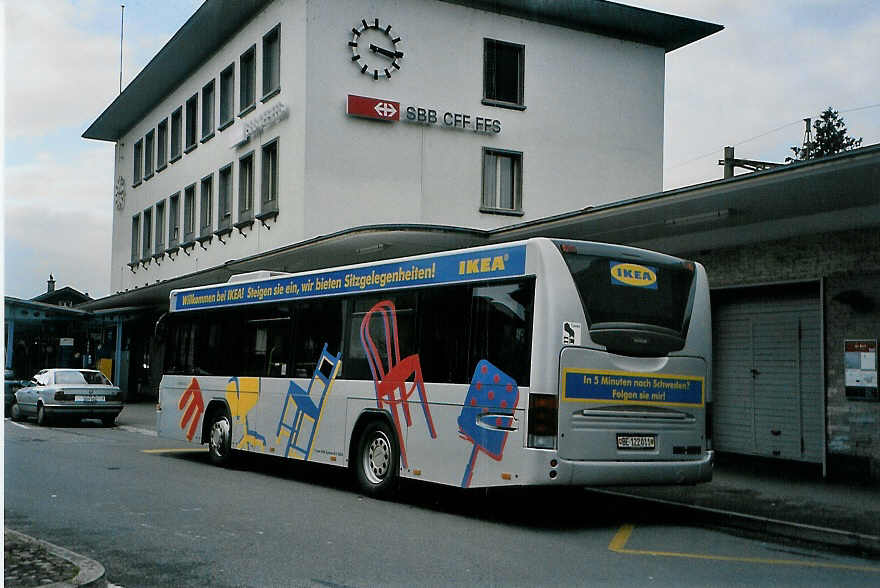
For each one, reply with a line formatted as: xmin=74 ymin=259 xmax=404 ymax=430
xmin=75 ymin=395 xmax=104 ymax=402
xmin=617 ymin=434 xmax=655 ymax=450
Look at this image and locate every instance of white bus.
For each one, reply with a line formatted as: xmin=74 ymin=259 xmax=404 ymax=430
xmin=157 ymin=238 xmax=713 ymax=496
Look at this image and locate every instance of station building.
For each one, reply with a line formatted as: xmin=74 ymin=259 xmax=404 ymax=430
xmin=70 ymin=0 xmax=880 ymax=479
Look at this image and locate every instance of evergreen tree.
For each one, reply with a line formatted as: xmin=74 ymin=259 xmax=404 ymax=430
xmin=790 ymin=107 xmax=862 ymax=160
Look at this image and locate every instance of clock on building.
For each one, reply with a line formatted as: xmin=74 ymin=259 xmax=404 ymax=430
xmin=349 ymin=18 xmax=403 ymax=80
xmin=114 ymin=176 xmax=126 ymax=210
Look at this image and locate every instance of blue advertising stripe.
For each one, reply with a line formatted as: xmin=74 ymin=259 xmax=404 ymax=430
xmin=172 ymin=244 xmax=527 ymax=312
xmin=562 ymin=369 xmax=704 ymax=407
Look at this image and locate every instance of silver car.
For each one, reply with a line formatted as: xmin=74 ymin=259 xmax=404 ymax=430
xmin=10 ymin=369 xmax=123 ymax=426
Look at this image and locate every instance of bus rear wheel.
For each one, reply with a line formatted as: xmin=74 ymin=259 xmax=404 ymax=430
xmin=208 ymin=412 xmax=233 ymax=466
xmin=354 ymin=420 xmax=399 ymax=499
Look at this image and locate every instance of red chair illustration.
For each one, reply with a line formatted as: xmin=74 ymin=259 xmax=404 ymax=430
xmin=360 ymin=300 xmax=437 ymax=468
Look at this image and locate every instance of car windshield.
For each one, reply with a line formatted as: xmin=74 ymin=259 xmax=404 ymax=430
xmin=54 ymin=371 xmax=112 ymax=386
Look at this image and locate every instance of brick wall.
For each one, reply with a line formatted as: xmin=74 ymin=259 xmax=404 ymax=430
xmin=684 ymin=227 xmax=880 ymax=480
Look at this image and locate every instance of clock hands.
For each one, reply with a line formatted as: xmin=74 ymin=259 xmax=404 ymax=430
xmin=370 ymin=43 xmax=403 ymax=59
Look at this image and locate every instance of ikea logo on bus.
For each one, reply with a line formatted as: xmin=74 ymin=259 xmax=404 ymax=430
xmin=610 ymin=262 xmax=658 ymax=289
xmin=458 ymin=255 xmax=506 ymax=275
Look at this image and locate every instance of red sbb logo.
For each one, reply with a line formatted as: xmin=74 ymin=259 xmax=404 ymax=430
xmin=347 ymin=94 xmax=400 ymax=121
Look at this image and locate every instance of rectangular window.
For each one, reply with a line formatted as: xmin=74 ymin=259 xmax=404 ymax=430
xmin=157 ymin=118 xmax=168 ymax=170
xmin=168 ymin=192 xmax=180 ymax=248
xmin=483 ymin=38 xmax=525 ymax=108
xmin=133 ymin=139 xmax=143 ymax=185
xmin=262 ymin=24 xmax=281 ymax=99
xmin=144 ymin=130 xmax=154 ymax=179
xmin=130 ymin=214 xmax=140 ymax=264
xmin=240 ymin=45 xmax=256 ymax=114
xmin=468 ymin=280 xmax=534 ymax=385
xmin=183 ymin=184 xmax=196 ymax=244
xmin=201 ymin=80 xmax=215 ymax=141
xmin=200 ymin=174 xmax=213 ymax=237
xmin=155 ymin=200 xmax=166 ymax=252
xmin=260 ymin=139 xmax=278 ymax=214
xmin=219 ymin=63 xmax=234 ymax=128
xmin=238 ymin=152 xmax=254 ymax=222
xmin=170 ymin=107 xmax=182 ymax=161
xmin=218 ymin=164 xmax=233 ymax=231
xmin=481 ymin=148 xmax=522 ymax=213
xmin=142 ymin=207 xmax=153 ymax=259
xmin=185 ymin=93 xmax=198 ymax=151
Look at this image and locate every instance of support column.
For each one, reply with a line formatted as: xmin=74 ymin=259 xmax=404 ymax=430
xmin=5 ymin=319 xmax=14 ymax=370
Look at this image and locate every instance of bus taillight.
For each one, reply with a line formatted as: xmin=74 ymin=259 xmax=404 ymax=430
xmin=528 ymin=393 xmax=558 ymax=449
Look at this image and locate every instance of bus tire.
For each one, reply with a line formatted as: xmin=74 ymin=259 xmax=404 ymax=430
xmin=208 ymin=411 xmax=233 ymax=467
xmin=354 ymin=419 xmax=399 ymax=499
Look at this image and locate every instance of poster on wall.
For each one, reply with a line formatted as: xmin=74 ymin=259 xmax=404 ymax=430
xmin=845 ymin=339 xmax=878 ymax=401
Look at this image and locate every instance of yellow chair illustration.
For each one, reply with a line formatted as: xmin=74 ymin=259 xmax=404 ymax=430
xmin=226 ymin=377 xmax=266 ymax=450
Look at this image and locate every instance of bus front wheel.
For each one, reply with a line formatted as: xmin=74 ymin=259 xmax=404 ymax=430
xmin=354 ymin=420 xmax=399 ymax=498
xmin=208 ymin=412 xmax=232 ymax=466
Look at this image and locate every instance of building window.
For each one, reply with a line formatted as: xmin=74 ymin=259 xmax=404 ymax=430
xmin=144 ymin=130 xmax=155 ymax=179
xmin=200 ymin=174 xmax=213 ymax=238
xmin=155 ymin=200 xmax=166 ymax=252
xmin=157 ymin=118 xmax=168 ymax=170
xmin=219 ymin=63 xmax=234 ymax=129
xmin=170 ymin=107 xmax=182 ymax=161
xmin=218 ymin=164 xmax=233 ymax=231
xmin=240 ymin=45 xmax=256 ymax=115
xmin=260 ymin=139 xmax=278 ymax=214
xmin=183 ymin=184 xmax=196 ymax=244
xmin=262 ymin=24 xmax=280 ymax=100
xmin=185 ymin=93 xmax=198 ymax=152
xmin=202 ymin=80 xmax=215 ymax=141
xmin=168 ymin=192 xmax=180 ymax=248
xmin=481 ymin=148 xmax=522 ymax=214
xmin=132 ymin=139 xmax=143 ymax=185
xmin=142 ymin=207 xmax=153 ymax=259
xmin=483 ymin=39 xmax=525 ymax=109
xmin=130 ymin=213 xmax=140 ymax=264
xmin=238 ymin=152 xmax=254 ymax=222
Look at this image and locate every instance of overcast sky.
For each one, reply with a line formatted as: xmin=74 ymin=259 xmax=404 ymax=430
xmin=3 ymin=0 xmax=879 ymax=301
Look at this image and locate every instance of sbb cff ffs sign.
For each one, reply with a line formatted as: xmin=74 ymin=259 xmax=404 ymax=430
xmin=347 ymin=94 xmax=399 ymax=121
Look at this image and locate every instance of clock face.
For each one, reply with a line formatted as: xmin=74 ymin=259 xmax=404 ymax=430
xmin=349 ymin=18 xmax=403 ymax=80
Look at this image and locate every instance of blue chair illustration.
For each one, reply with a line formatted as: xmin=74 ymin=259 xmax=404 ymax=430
xmin=276 ymin=344 xmax=342 ymax=458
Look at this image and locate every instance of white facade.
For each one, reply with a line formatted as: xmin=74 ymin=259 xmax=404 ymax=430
xmin=108 ymin=0 xmax=668 ymax=294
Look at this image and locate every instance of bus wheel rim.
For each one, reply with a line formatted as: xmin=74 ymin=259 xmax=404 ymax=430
xmin=211 ymin=417 xmax=230 ymax=457
xmin=364 ymin=430 xmax=391 ymax=484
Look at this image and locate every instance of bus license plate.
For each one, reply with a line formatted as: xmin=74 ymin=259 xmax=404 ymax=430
xmin=617 ymin=434 xmax=655 ymax=450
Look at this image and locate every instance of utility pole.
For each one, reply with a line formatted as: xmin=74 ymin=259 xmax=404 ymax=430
xmin=119 ymin=5 xmax=125 ymax=94
xmin=718 ymin=146 xmax=783 ymax=179
xmin=800 ymin=117 xmax=813 ymax=160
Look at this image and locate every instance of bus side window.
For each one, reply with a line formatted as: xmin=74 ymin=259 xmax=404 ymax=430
xmin=293 ymin=299 xmax=343 ymax=378
xmin=343 ymin=293 xmax=417 ymax=381
xmin=468 ymin=280 xmax=534 ymax=386
xmin=417 ymin=285 xmax=470 ymax=384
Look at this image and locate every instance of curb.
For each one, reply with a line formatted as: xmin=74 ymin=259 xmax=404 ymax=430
xmin=588 ymin=488 xmax=880 ymax=558
xmin=5 ymin=528 xmax=106 ymax=588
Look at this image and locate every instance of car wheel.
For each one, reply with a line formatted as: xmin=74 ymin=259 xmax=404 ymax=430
xmin=10 ymin=400 xmax=22 ymax=422
xmin=36 ymin=404 xmax=49 ymax=426
xmin=354 ymin=419 xmax=399 ymax=499
xmin=208 ymin=411 xmax=233 ymax=466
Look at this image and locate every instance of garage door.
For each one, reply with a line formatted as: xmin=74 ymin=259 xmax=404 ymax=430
xmin=712 ymin=285 xmax=823 ymax=464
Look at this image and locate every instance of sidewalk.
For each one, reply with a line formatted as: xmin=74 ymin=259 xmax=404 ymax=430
xmin=593 ymin=453 xmax=880 ymax=556
xmin=4 ymin=528 xmax=105 ymax=587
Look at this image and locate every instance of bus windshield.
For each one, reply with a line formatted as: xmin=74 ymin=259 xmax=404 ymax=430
xmin=558 ymin=243 xmax=696 ymax=355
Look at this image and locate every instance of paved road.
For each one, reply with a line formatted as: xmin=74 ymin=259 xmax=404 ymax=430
xmin=5 ymin=418 xmax=878 ymax=587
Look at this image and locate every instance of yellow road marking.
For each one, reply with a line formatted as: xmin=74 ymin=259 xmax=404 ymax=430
xmin=609 ymin=524 xmax=880 ymax=573
xmin=141 ymin=448 xmax=209 ymax=454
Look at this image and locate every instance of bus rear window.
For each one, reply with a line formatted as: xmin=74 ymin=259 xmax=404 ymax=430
xmin=560 ymin=247 xmax=696 ymax=355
